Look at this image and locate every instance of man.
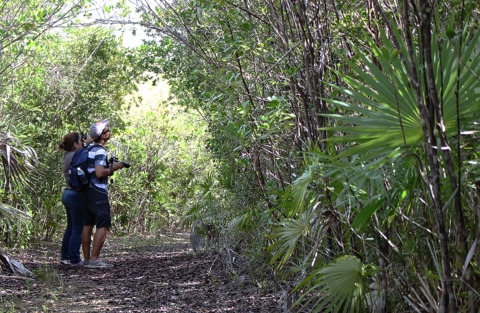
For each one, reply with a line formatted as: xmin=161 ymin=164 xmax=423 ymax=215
xmin=82 ymin=119 xmax=124 ymax=268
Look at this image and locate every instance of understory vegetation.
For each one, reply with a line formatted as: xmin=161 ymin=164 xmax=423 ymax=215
xmin=1 ymin=0 xmax=480 ymax=312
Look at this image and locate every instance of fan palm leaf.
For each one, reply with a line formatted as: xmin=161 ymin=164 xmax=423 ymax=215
xmin=0 ymin=202 xmax=30 ymax=226
xmin=0 ymin=131 xmax=36 ymax=221
xmin=268 ymin=211 xmax=312 ymax=268
xmin=293 ymin=255 xmax=366 ymax=313
xmin=321 ymin=27 xmax=480 ymax=161
xmin=289 ymin=164 xmax=315 ymax=216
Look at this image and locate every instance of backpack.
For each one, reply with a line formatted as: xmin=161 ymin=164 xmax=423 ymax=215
xmin=67 ymin=144 xmax=101 ymax=192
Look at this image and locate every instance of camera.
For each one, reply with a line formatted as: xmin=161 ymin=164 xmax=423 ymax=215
xmin=109 ymin=156 xmax=131 ymax=168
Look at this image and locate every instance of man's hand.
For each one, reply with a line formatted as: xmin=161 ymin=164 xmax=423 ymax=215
xmin=112 ymin=161 xmax=124 ymax=171
xmin=95 ymin=161 xmax=123 ymax=178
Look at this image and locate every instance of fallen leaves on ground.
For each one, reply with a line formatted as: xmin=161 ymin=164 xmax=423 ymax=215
xmin=0 ymin=232 xmax=283 ymax=312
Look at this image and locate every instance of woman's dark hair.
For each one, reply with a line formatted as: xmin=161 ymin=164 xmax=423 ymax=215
xmin=59 ymin=132 xmax=80 ymax=152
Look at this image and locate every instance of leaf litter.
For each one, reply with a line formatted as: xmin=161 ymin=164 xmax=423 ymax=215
xmin=0 ymin=232 xmax=281 ymax=312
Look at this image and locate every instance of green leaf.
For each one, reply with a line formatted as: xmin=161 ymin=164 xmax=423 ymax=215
xmin=290 ymin=165 xmax=316 ymax=215
xmin=381 ymin=47 xmax=389 ymax=60
xmin=390 ymin=49 xmax=400 ymax=62
xmin=321 ymin=27 xmax=480 ymax=163
xmin=293 ymin=256 xmax=366 ymax=313
xmin=268 ymin=212 xmax=312 ymax=268
xmin=446 ymin=28 xmax=456 ymax=39
xmin=350 ymin=199 xmax=383 ymax=230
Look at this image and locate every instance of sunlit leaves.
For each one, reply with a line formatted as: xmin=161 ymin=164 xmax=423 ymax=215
xmin=110 ymin=96 xmax=214 ymax=232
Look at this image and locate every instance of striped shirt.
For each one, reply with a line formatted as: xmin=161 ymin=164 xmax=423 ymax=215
xmin=87 ymin=144 xmax=109 ymax=191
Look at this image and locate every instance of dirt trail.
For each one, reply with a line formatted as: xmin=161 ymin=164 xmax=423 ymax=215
xmin=1 ymin=233 xmax=280 ymax=312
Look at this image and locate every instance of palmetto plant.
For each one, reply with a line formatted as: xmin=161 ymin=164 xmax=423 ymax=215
xmin=268 ymin=15 xmax=480 ymax=313
xmin=0 ymin=129 xmax=34 ymax=276
xmin=0 ymin=130 xmax=35 ymax=224
xmin=320 ymin=21 xmax=480 ymax=312
xmin=323 ymin=27 xmax=480 ymax=161
xmin=293 ymin=255 xmax=366 ymax=313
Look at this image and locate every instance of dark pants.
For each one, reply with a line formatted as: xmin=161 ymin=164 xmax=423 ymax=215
xmin=61 ymin=189 xmax=84 ymax=264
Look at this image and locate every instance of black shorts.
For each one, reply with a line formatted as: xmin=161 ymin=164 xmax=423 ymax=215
xmin=83 ymin=186 xmax=111 ymax=229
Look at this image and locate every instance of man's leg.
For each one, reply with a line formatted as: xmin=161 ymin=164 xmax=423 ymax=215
xmin=82 ymin=225 xmax=93 ymax=262
xmin=91 ymin=226 xmax=109 ymax=261
xmin=81 ymin=188 xmax=94 ymax=263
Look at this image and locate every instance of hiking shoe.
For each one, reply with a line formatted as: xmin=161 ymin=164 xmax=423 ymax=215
xmin=84 ymin=260 xmax=113 ymax=268
xmin=60 ymin=259 xmax=69 ymax=265
xmin=83 ymin=260 xmax=90 ymax=267
xmin=70 ymin=260 xmax=83 ymax=267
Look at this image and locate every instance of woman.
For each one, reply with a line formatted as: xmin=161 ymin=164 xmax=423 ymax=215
xmin=58 ymin=132 xmax=85 ymax=267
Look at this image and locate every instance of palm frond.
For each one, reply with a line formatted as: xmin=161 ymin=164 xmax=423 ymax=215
xmin=321 ymin=27 xmax=480 ymax=162
xmin=268 ymin=211 xmax=312 ymax=268
xmin=0 ymin=131 xmax=36 ymax=223
xmin=0 ymin=131 xmax=38 ymax=191
xmin=0 ymin=202 xmax=30 ymax=227
xmin=290 ymin=165 xmax=316 ymax=216
xmin=293 ymin=255 xmax=366 ymax=313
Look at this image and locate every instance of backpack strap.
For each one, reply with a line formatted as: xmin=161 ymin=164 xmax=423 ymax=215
xmin=84 ymin=144 xmax=104 ymax=175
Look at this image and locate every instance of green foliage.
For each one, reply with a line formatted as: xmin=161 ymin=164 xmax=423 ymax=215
xmin=321 ymin=26 xmax=480 ymax=162
xmin=1 ymin=0 xmax=479 ymax=311
xmin=10 ymin=27 xmax=138 ymax=137
xmin=0 ymin=5 xmax=140 ymax=243
xmin=131 ymin=0 xmax=480 ymax=310
xmin=0 ymin=202 xmax=30 ymax=228
xmin=293 ymin=256 xmax=367 ymax=313
xmin=107 ymin=87 xmax=215 ymax=233
xmin=268 ymin=211 xmax=312 ymax=269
